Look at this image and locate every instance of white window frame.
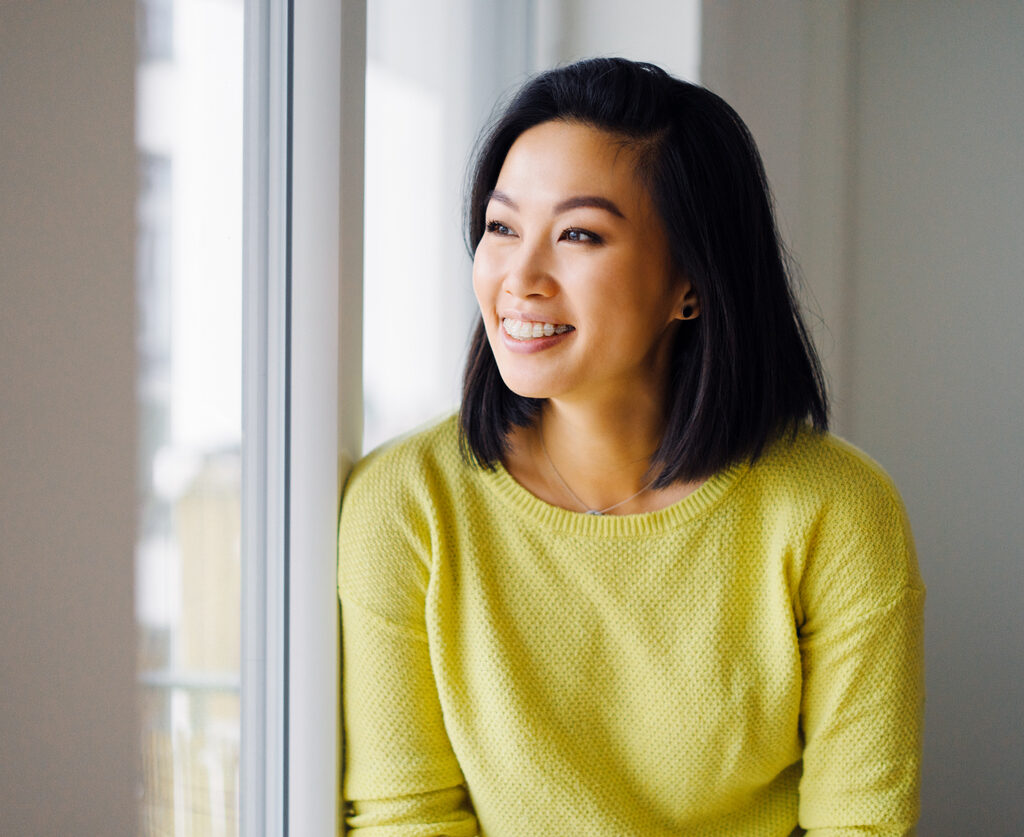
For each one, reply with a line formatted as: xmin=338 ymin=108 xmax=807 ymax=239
xmin=242 ymin=1 xmax=365 ymax=835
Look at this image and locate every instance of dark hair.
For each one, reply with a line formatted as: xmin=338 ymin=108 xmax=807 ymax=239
xmin=459 ymin=57 xmax=828 ymax=484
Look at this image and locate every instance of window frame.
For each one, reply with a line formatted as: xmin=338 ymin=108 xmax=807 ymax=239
xmin=241 ymin=1 xmax=365 ymax=834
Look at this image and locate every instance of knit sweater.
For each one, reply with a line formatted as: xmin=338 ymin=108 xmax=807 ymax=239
xmin=338 ymin=416 xmax=925 ymax=836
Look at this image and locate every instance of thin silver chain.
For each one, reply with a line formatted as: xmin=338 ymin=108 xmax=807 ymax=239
xmin=539 ymin=428 xmax=658 ymax=515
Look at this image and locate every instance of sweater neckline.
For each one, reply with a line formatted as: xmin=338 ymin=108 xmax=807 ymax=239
xmin=481 ymin=456 xmax=747 ymax=537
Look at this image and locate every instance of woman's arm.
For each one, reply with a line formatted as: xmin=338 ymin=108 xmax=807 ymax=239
xmin=796 ymin=465 xmax=925 ymax=836
xmin=339 ymin=453 xmax=478 ymax=837
xmin=342 ymin=601 xmax=477 ymax=836
xmin=798 ymin=587 xmax=925 ymax=836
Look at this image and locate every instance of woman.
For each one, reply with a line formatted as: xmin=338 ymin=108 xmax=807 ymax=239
xmin=339 ymin=58 xmax=924 ymax=836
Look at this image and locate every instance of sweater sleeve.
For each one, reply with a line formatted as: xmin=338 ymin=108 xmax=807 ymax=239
xmin=796 ymin=461 xmax=925 ymax=836
xmin=338 ymin=455 xmax=479 ymax=837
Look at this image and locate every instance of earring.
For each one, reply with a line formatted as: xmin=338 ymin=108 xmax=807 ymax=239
xmin=681 ymin=305 xmax=695 ymax=319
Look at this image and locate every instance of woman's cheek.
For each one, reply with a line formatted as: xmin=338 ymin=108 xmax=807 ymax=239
xmin=472 ymin=247 xmax=502 ymax=308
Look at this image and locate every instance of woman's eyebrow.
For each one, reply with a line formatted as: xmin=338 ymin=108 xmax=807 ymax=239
xmin=553 ymin=195 xmax=625 ymax=218
xmin=487 ymin=189 xmax=518 ymax=210
xmin=486 ymin=189 xmax=626 ymax=220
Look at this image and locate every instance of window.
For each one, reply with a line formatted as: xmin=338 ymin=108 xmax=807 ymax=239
xmin=135 ymin=1 xmax=244 ymax=832
xmin=133 ymin=3 xmax=699 ymax=834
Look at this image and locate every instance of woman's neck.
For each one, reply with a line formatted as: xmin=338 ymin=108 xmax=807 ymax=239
xmin=506 ymin=398 xmax=703 ymax=516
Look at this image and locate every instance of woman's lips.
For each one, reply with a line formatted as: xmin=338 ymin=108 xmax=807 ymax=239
xmin=501 ymin=317 xmax=574 ymax=340
xmin=498 ymin=317 xmax=575 ymax=353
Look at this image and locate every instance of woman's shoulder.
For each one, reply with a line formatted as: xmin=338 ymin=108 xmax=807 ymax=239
xmin=338 ymin=416 xmax=466 ymax=611
xmin=752 ymin=424 xmax=905 ymax=509
xmin=344 ymin=413 xmax=464 ymax=500
xmin=752 ymin=425 xmax=922 ymax=596
xmin=744 ymin=425 xmax=917 ymax=554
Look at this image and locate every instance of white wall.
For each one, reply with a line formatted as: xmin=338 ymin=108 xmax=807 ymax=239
xmin=702 ymin=0 xmax=854 ymax=428
xmin=703 ymin=1 xmax=1024 ymax=833
xmin=558 ymin=0 xmax=701 ymax=81
xmin=0 ymin=4 xmax=137 ymax=835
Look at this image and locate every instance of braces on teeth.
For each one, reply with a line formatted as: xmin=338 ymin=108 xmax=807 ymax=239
xmin=502 ymin=318 xmax=574 ymax=340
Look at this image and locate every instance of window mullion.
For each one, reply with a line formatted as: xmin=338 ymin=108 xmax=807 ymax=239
xmin=288 ymin=0 xmax=364 ymax=834
xmin=241 ymin=0 xmax=290 ymax=835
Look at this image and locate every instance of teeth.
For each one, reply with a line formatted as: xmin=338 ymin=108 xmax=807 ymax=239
xmin=502 ymin=318 xmax=573 ymax=341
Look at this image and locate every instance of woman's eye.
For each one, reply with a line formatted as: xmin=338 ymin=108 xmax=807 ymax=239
xmin=561 ymin=227 xmax=602 ymax=244
xmin=485 ymin=220 xmax=514 ymax=237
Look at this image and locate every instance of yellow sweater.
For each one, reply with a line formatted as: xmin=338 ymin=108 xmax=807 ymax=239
xmin=338 ymin=416 xmax=924 ymax=836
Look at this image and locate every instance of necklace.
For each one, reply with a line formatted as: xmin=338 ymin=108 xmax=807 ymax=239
xmin=539 ymin=429 xmax=658 ymax=515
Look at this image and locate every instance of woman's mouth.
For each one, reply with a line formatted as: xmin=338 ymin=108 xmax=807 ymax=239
xmin=501 ymin=318 xmax=575 ymax=341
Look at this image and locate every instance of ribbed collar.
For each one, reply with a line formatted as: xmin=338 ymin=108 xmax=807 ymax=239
xmin=479 ymin=458 xmax=748 ymax=537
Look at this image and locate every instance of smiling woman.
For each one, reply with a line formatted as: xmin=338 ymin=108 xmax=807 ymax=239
xmin=338 ymin=58 xmax=924 ymax=836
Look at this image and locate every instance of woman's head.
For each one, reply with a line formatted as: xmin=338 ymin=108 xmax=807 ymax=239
xmin=460 ymin=57 xmax=828 ymax=483
xmin=472 ymin=118 xmax=695 ymax=420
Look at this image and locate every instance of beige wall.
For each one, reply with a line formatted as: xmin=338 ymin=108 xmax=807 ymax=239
xmin=0 ymin=3 xmax=137 ymax=834
xmin=847 ymin=4 xmax=1024 ymax=831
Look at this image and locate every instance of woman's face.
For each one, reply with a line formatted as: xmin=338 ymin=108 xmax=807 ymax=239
xmin=473 ymin=119 xmax=693 ymax=407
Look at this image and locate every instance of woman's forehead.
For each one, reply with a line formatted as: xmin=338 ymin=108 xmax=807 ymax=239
xmin=494 ymin=121 xmax=652 ymax=219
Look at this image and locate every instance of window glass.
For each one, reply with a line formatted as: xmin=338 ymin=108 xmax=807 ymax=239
xmin=362 ymin=0 xmax=534 ymax=452
xmin=135 ymin=0 xmax=244 ymax=832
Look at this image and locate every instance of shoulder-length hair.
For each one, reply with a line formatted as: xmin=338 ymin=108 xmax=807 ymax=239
xmin=459 ymin=57 xmax=828 ymax=485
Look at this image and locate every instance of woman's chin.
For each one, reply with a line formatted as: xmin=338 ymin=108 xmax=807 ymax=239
xmin=495 ymin=369 xmax=562 ymax=401
xmin=500 ymin=380 xmax=553 ymax=400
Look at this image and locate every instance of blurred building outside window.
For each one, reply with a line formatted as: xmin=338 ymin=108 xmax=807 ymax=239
xmin=135 ymin=0 xmax=243 ymax=833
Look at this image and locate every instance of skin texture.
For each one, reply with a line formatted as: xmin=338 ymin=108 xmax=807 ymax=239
xmin=472 ymin=120 xmax=703 ymax=513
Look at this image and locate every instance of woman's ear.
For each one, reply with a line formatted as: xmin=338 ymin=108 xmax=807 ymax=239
xmin=673 ymin=281 xmax=700 ymax=321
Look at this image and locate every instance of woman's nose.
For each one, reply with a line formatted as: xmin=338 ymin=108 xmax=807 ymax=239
xmin=502 ymin=241 xmax=557 ymax=298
